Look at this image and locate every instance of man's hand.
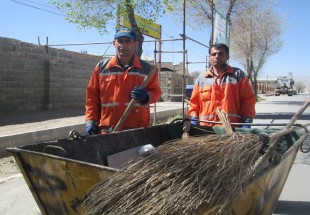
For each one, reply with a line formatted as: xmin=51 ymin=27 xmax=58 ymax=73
xmin=86 ymin=126 xmax=99 ymax=135
xmin=131 ymin=87 xmax=149 ymax=104
xmin=242 ymin=118 xmax=252 ymax=129
xmin=191 ymin=116 xmax=199 ymax=125
xmin=258 ymin=133 xmax=270 ymax=144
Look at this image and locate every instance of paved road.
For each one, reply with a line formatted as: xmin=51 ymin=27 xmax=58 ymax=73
xmin=0 ymin=95 xmax=309 ymax=214
xmin=273 ymin=151 xmax=310 ymax=215
xmin=0 ymin=175 xmax=41 ymax=215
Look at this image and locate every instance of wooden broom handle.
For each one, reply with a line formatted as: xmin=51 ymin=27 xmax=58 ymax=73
xmin=284 ymin=98 xmax=310 ymax=129
xmin=266 ymin=98 xmax=310 ymax=140
xmin=254 ymin=98 xmax=310 ymax=171
xmin=113 ymin=67 xmax=157 ymax=132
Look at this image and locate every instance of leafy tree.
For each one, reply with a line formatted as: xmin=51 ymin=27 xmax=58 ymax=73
xmin=50 ymin=0 xmax=166 ymax=57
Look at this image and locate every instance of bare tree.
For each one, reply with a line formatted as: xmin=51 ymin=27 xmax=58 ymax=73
xmin=163 ymin=0 xmax=237 ymax=43
xmin=230 ymin=0 xmax=284 ymax=99
xmin=51 ymin=0 xmax=166 ymax=57
xmin=295 ymin=81 xmax=306 ymax=94
xmin=164 ymin=0 xmax=284 ymax=100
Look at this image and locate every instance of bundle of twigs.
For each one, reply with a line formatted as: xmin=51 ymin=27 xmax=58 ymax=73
xmin=84 ymin=133 xmax=264 ymax=215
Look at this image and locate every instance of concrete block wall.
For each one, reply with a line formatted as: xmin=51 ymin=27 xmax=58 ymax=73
xmin=0 ymin=36 xmax=193 ymax=115
xmin=0 ymin=37 xmax=102 ymax=115
xmin=160 ymin=71 xmax=194 ymax=102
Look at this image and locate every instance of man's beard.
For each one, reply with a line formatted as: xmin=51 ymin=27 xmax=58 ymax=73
xmin=118 ymin=49 xmax=131 ymax=57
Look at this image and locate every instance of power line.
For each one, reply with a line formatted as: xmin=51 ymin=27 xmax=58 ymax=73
xmin=9 ymin=0 xmax=65 ymax=16
xmin=22 ymin=0 xmax=57 ymax=10
xmin=48 ymin=42 xmax=112 ymax=47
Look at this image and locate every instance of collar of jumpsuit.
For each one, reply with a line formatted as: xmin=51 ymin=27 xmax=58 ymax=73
xmin=204 ymin=65 xmax=234 ymax=85
xmin=117 ymin=55 xmax=134 ymax=71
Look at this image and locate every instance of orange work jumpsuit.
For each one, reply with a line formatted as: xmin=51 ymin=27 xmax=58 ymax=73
xmin=85 ymin=55 xmax=161 ymax=132
xmin=188 ymin=65 xmax=255 ymax=127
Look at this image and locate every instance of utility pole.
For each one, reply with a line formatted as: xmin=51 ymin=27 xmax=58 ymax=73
xmin=210 ymin=0 xmax=214 ymax=46
xmin=267 ymin=73 xmax=269 ymax=93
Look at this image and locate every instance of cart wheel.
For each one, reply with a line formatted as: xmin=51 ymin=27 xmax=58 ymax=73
xmin=300 ymin=134 xmax=310 ymax=153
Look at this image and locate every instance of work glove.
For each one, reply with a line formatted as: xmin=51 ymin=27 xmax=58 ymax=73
xmin=86 ymin=125 xmax=99 ymax=136
xmin=258 ymin=133 xmax=270 ymax=155
xmin=191 ymin=116 xmax=199 ymax=125
xmin=131 ymin=87 xmax=149 ymax=104
xmin=258 ymin=133 xmax=270 ymax=145
xmin=242 ymin=118 xmax=252 ymax=129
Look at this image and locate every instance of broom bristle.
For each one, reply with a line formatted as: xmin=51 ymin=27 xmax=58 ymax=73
xmin=84 ymin=133 xmax=263 ymax=215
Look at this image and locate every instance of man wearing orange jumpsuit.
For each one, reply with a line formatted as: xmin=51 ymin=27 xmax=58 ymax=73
xmin=85 ymin=27 xmax=161 ymax=135
xmin=188 ymin=43 xmax=255 ymax=128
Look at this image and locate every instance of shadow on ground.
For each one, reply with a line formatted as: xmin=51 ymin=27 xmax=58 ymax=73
xmin=295 ymin=150 xmax=310 ymax=165
xmin=0 ymin=109 xmax=84 ymax=126
xmin=264 ymin=100 xmax=306 ymax=106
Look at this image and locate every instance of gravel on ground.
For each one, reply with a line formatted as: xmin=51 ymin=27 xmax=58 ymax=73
xmin=0 ymin=156 xmax=20 ymax=180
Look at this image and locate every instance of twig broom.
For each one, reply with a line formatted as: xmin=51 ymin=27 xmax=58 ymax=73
xmin=84 ymin=133 xmax=263 ymax=215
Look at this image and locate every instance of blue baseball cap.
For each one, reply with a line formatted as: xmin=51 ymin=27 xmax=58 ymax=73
xmin=114 ymin=27 xmax=136 ymax=41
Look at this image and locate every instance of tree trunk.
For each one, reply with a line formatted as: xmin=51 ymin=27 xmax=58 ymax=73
xmin=125 ymin=0 xmax=144 ymax=58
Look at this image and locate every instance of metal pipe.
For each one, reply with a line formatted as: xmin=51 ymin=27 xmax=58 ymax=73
xmin=182 ymin=0 xmax=186 ymax=119
xmin=153 ymin=40 xmax=157 ymax=124
xmin=186 ymin=36 xmax=209 ymax=48
xmin=155 ymin=51 xmax=185 ymax=54
xmin=144 ymin=38 xmax=183 ymax=43
xmin=187 ymin=61 xmax=208 ymax=64
xmin=48 ymin=42 xmax=112 ymax=46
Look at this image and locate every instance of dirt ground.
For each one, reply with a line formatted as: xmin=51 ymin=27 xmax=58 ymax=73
xmin=0 ymin=156 xmax=20 ymax=180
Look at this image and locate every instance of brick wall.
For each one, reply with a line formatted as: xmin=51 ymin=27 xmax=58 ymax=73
xmin=0 ymin=37 xmax=102 ymax=114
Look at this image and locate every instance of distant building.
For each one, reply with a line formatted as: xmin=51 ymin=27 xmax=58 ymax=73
xmin=256 ymin=77 xmax=277 ymax=94
xmin=145 ymin=61 xmax=194 ymax=101
xmin=155 ymin=61 xmax=189 ymax=75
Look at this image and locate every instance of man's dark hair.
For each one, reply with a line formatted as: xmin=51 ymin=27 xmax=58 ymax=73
xmin=209 ymin=43 xmax=229 ymax=55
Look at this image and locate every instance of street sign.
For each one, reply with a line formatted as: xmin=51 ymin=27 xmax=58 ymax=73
xmin=212 ymin=9 xmax=229 ymax=45
xmin=121 ymin=14 xmax=161 ymax=39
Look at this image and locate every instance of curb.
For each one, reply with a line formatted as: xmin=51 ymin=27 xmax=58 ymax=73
xmin=0 ymin=108 xmax=183 ymax=158
xmin=0 ymin=173 xmax=22 ymax=184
